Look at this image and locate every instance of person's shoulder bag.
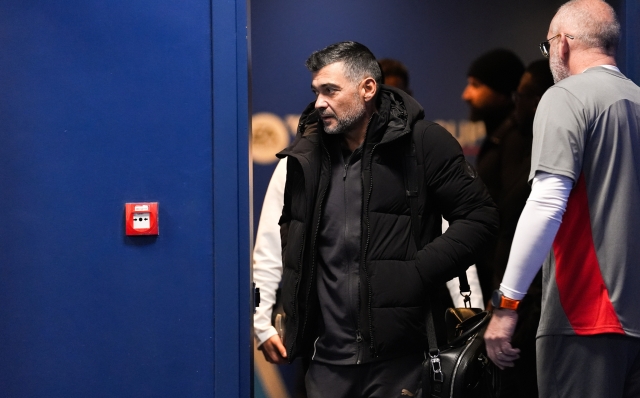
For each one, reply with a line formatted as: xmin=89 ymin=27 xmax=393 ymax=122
xmin=404 ymin=122 xmax=501 ymax=397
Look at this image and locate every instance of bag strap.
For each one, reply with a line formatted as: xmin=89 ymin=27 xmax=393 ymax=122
xmin=403 ymin=124 xmax=473 ymax=387
xmin=403 ymin=125 xmax=471 ymax=296
xmin=404 ymin=120 xmax=471 ymax=290
xmin=403 ymin=133 xmax=442 ymax=392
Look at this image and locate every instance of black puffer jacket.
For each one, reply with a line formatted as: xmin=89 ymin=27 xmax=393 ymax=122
xmin=278 ymin=85 xmax=498 ymax=362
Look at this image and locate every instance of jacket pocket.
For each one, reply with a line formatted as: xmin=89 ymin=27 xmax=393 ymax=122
xmin=368 ymin=259 xmax=424 ymax=308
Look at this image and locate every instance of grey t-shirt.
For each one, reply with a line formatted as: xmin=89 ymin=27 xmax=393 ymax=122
xmin=531 ymin=67 xmax=640 ymax=338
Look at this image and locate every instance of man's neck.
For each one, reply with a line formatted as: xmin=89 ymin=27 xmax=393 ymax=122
xmin=342 ymin=110 xmax=376 ymax=152
xmin=570 ymin=51 xmax=617 ymax=75
xmin=483 ymin=106 xmax=513 ymax=137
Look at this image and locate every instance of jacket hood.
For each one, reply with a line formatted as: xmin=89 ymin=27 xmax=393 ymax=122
xmin=373 ymin=84 xmax=424 ymax=144
xmin=280 ymin=85 xmax=425 ymax=158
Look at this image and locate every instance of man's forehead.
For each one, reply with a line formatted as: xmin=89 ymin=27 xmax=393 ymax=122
xmin=468 ymin=76 xmax=488 ymax=87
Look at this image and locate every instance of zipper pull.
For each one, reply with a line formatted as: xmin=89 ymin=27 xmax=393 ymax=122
xmin=356 ymin=331 xmax=363 ymax=343
xmin=343 ymin=163 xmax=348 ymax=180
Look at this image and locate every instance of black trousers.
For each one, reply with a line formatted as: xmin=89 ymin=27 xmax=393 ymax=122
xmin=305 ymin=353 xmax=424 ymax=398
xmin=537 ymin=334 xmax=640 ymax=398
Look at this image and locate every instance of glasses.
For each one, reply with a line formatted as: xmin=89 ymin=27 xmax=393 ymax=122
xmin=539 ymin=33 xmax=575 ymax=58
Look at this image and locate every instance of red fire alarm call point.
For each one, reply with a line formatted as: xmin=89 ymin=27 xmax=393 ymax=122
xmin=125 ymin=202 xmax=159 ymax=236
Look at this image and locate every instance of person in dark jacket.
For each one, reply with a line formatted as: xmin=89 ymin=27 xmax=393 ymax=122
xmin=461 ymin=49 xmax=525 ymax=303
xmin=378 ymin=58 xmax=412 ymax=96
xmin=262 ymin=41 xmax=498 ymax=398
xmin=488 ymin=60 xmax=555 ymax=398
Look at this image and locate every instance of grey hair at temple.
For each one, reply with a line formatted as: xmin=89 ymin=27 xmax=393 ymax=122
xmin=305 ymin=41 xmax=383 ymax=86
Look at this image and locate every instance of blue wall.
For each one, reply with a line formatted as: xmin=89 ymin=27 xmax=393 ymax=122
xmin=619 ymin=0 xmax=640 ymax=83
xmin=0 ymin=1 xmax=251 ymax=396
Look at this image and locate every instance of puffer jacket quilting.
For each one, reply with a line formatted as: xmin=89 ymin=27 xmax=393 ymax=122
xmin=277 ymin=85 xmax=498 ymax=362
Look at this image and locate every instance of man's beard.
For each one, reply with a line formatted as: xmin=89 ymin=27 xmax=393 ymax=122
xmin=550 ymin=53 xmax=571 ymax=83
xmin=321 ymin=97 xmax=366 ymax=135
xmin=467 ymin=106 xmax=484 ymax=122
xmin=467 ymin=103 xmax=503 ymax=123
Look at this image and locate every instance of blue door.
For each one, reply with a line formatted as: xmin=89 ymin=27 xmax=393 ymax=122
xmin=0 ymin=1 xmax=251 ymax=396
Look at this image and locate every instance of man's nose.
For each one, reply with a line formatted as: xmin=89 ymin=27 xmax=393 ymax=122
xmin=315 ymin=95 xmax=327 ymax=109
xmin=461 ymin=85 xmax=472 ymax=101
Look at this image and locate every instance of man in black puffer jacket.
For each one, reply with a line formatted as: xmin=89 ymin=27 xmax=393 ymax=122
xmin=261 ymin=41 xmax=498 ymax=398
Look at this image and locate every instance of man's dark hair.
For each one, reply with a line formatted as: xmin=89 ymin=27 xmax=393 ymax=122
xmin=305 ymin=41 xmax=383 ymax=86
xmin=378 ymin=58 xmax=410 ymax=88
xmin=526 ymin=59 xmax=555 ymax=97
xmin=467 ymin=49 xmax=525 ymax=96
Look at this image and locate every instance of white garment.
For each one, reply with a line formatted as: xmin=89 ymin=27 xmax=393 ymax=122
xmin=442 ymin=220 xmax=484 ymax=309
xmin=253 ymin=158 xmax=485 ymax=347
xmin=253 ymin=159 xmax=288 ymax=346
xmin=499 ymin=172 xmax=572 ymax=300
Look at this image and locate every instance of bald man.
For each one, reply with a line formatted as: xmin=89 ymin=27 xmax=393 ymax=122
xmin=484 ymin=1 xmax=640 ymax=397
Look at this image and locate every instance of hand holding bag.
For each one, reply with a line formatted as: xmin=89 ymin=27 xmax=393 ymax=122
xmin=421 ymin=289 xmax=500 ymax=398
xmin=402 ymin=138 xmax=500 ymax=397
xmin=409 ymin=281 xmax=500 ymax=398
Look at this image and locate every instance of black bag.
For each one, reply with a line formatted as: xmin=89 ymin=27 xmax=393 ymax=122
xmin=420 ymin=304 xmax=500 ymax=398
xmin=402 ymin=135 xmax=500 ymax=397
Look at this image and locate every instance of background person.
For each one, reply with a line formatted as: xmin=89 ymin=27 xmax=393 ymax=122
xmin=378 ymin=58 xmax=412 ymax=96
xmin=485 ymin=1 xmax=640 ymax=397
xmin=492 ymin=59 xmax=554 ymax=398
xmin=461 ymin=48 xmax=525 ymax=302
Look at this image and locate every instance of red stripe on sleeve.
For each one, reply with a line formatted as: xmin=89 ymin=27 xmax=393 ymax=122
xmin=552 ymin=173 xmax=624 ymax=335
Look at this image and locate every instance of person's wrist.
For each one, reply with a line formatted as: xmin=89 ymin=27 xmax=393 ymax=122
xmin=493 ymin=307 xmax=517 ymax=314
xmin=491 ymin=289 xmax=521 ymax=310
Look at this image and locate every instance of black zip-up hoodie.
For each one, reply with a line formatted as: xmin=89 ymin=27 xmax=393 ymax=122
xmin=277 ymin=85 xmax=498 ymax=363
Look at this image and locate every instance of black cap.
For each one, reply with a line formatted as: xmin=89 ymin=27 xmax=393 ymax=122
xmin=467 ymin=49 xmax=525 ymax=96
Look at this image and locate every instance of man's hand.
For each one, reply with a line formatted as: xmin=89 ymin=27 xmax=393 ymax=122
xmin=258 ymin=335 xmax=288 ymax=364
xmin=485 ymin=309 xmax=520 ymax=369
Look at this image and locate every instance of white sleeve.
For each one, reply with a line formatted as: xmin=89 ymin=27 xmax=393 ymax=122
xmin=443 ymin=218 xmax=485 ymax=309
xmin=253 ymin=158 xmax=287 ymax=346
xmin=499 ymin=172 xmax=573 ymax=300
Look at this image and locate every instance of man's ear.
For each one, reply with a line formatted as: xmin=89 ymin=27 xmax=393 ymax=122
xmin=559 ymin=34 xmax=570 ymax=62
xmin=361 ymin=77 xmax=377 ymax=103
